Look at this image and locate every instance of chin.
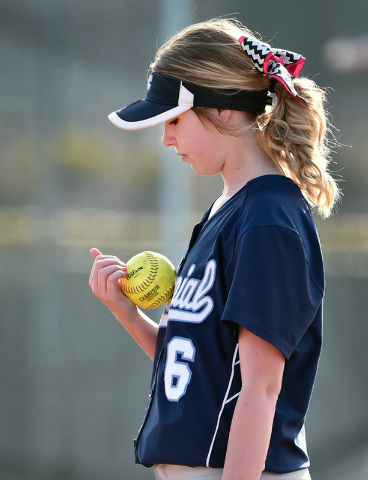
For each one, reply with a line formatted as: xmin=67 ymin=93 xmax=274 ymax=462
xmin=190 ymin=165 xmax=220 ymax=176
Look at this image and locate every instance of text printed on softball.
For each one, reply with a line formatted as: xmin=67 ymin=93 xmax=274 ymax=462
xmin=168 ymin=260 xmax=216 ymax=323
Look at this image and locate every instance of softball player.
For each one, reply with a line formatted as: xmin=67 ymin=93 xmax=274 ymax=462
xmin=89 ymin=18 xmax=340 ymax=480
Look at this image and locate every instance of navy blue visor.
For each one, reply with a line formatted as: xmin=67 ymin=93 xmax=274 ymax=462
xmin=108 ymin=73 xmax=271 ymax=130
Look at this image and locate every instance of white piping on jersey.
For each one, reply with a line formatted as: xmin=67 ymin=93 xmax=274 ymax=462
xmin=225 ymin=392 xmax=240 ymax=404
xmin=206 ymin=344 xmax=240 ymax=467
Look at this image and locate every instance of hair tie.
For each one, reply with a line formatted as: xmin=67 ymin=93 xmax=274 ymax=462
xmin=238 ymin=36 xmax=307 ymax=106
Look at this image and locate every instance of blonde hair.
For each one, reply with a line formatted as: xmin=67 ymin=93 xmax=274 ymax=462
xmin=151 ymin=18 xmax=340 ymax=218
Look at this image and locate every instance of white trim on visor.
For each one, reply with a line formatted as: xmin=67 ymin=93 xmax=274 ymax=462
xmin=108 ymin=83 xmax=195 ymax=131
xmin=178 ymin=83 xmax=194 ymax=107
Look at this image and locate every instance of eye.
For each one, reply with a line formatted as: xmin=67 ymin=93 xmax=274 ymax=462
xmin=169 ymin=118 xmax=179 ymax=126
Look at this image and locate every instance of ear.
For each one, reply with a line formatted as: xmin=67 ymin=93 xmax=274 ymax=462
xmin=216 ymin=109 xmax=232 ymax=124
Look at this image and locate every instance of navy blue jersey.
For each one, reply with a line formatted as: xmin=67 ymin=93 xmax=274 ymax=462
xmin=134 ymin=175 xmax=324 ymax=473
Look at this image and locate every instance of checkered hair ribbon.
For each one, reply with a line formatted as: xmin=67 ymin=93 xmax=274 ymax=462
xmin=238 ymin=36 xmax=307 ymax=105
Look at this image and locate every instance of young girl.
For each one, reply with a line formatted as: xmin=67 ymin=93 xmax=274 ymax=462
xmin=89 ymin=18 xmax=340 ymax=480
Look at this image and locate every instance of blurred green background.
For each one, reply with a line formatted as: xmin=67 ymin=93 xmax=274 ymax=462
xmin=1 ymin=1 xmax=368 ymax=479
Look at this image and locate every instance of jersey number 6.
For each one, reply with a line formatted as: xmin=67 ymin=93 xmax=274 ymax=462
xmin=164 ymin=337 xmax=196 ymax=402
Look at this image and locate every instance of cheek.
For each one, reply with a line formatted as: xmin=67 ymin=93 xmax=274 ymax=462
xmin=193 ymin=144 xmax=225 ymax=175
xmin=202 ymin=138 xmax=225 ymax=163
xmin=193 ymin=134 xmax=217 ymax=156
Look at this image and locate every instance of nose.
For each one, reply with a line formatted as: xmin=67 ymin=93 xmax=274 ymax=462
xmin=162 ymin=123 xmax=176 ymax=147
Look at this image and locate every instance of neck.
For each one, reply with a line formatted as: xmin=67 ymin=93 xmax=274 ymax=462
xmin=209 ymin=124 xmax=282 ymax=218
xmin=222 ymin=131 xmax=281 ymax=195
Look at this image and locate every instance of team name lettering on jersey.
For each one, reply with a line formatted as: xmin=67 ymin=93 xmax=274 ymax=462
xmin=167 ymin=260 xmax=216 ymax=324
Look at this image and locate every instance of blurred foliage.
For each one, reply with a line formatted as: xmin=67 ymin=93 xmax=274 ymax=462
xmin=59 ymin=129 xmax=161 ymax=210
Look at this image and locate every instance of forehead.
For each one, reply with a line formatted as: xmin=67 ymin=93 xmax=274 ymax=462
xmin=165 ymin=109 xmax=198 ymax=125
xmin=166 ymin=109 xmax=230 ymax=142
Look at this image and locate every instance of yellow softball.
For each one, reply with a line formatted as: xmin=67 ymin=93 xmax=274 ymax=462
xmin=120 ymin=251 xmax=176 ymax=310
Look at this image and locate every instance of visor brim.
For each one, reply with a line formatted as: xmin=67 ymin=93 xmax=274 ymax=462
xmin=108 ymin=99 xmax=191 ymax=131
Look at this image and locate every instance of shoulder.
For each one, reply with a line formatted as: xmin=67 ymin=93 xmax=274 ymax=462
xmin=214 ymin=175 xmax=318 ymax=254
xmin=233 ymin=175 xmax=324 ymax=291
xmin=240 ymin=175 xmax=309 ymax=232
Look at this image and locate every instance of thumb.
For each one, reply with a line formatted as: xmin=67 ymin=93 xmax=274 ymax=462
xmin=90 ymin=247 xmax=103 ymax=260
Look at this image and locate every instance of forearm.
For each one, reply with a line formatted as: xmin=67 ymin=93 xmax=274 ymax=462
xmin=111 ymin=301 xmax=159 ymax=360
xmin=89 ymin=248 xmax=159 ymax=360
xmin=222 ymin=387 xmax=278 ymax=480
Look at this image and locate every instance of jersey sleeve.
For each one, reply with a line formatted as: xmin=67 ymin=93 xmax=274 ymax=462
xmin=221 ymin=225 xmax=323 ymax=359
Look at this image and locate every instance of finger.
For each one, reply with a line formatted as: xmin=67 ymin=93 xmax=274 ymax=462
xmin=89 ymin=253 xmax=126 ymax=280
xmin=90 ymin=247 xmax=103 ymax=260
xmin=99 ymin=264 xmax=127 ymax=280
xmin=94 ymin=256 xmax=126 ymax=266
xmin=93 ymin=264 xmax=126 ymax=296
xmin=106 ymin=269 xmax=127 ymax=289
xmin=91 ymin=251 xmax=126 ymax=268
xmin=89 ymin=249 xmax=127 ymax=294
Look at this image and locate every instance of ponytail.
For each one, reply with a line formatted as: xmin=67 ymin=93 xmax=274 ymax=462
xmin=257 ymin=78 xmax=340 ymax=218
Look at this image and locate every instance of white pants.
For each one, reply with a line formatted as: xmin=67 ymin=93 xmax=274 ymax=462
xmin=154 ymin=464 xmax=311 ymax=480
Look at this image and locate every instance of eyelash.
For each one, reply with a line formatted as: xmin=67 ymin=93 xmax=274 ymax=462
xmin=169 ymin=118 xmax=179 ymax=125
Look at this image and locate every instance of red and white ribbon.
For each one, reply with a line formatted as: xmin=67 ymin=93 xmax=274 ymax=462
xmin=239 ymin=36 xmax=307 ymax=105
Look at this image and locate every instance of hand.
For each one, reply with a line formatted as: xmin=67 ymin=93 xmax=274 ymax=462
xmin=89 ymin=248 xmax=159 ymax=359
xmin=89 ymin=247 xmax=136 ymax=315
